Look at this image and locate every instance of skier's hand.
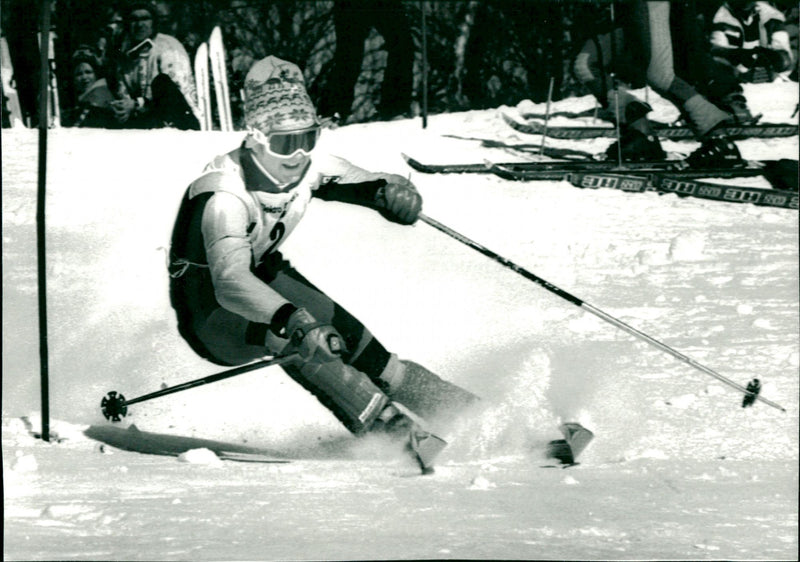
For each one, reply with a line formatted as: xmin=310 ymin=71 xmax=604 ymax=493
xmin=752 ymin=47 xmax=789 ymax=72
xmin=282 ymin=307 xmax=345 ymax=362
xmin=111 ymin=97 xmax=136 ymax=123
xmin=740 ymin=47 xmax=787 ymax=71
xmin=376 ymin=175 xmax=422 ymax=225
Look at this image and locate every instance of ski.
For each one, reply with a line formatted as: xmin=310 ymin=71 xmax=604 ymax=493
xmin=402 ymin=152 xmax=791 ymax=179
xmin=442 ymin=134 xmax=592 ymax=160
xmin=209 ymin=26 xmax=233 ymax=132
xmin=503 ymin=113 xmax=798 ymax=140
xmin=1 ymin=36 xmax=25 ymax=127
xmin=521 ymin=106 xmax=615 ymax=122
xmin=489 ymin=165 xmax=798 ymax=210
xmin=519 ymin=108 xmax=763 ymax=128
xmin=84 ymin=424 xmax=292 ymax=464
xmin=545 ymin=423 xmax=594 ymax=466
xmin=194 ymin=42 xmax=212 ymax=131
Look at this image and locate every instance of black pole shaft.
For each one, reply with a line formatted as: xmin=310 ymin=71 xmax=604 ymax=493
xmin=125 ymin=354 xmax=298 ymax=407
xmin=419 ymin=214 xmax=786 ymax=412
xmin=421 ymin=1 xmax=428 ymax=129
xmin=37 ymin=0 xmax=52 ymax=442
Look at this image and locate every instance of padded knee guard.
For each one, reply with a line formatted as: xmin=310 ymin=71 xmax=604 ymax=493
xmin=284 ymin=356 xmax=390 ymax=434
xmin=379 ymin=356 xmax=479 ymax=420
xmin=282 ymin=320 xmax=390 ymax=434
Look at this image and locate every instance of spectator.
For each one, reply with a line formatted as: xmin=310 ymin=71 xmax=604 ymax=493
xmin=66 ymin=46 xmax=116 ymax=128
xmin=316 ymin=0 xmax=414 ymax=122
xmin=108 ymin=0 xmax=200 ymax=129
xmin=572 ymin=0 xmax=750 ymax=164
xmin=710 ymin=0 xmax=794 ymax=82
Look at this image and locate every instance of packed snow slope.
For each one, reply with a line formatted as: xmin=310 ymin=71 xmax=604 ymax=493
xmin=3 ymin=81 xmax=799 ymax=561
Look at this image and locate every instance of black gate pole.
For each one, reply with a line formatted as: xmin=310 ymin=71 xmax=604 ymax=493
xmin=37 ymin=0 xmax=53 ymax=442
xmin=421 ymin=1 xmax=428 ymax=128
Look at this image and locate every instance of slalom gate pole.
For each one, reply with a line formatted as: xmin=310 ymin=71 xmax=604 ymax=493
xmin=101 ymin=354 xmax=299 ymax=421
xmin=539 ymin=77 xmax=555 ymax=155
xmin=36 ymin=0 xmax=53 ymax=441
xmin=421 ymin=0 xmax=428 ymax=129
xmin=418 ymin=214 xmax=787 ymax=413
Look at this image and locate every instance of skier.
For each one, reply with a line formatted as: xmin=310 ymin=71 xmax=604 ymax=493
xmin=710 ymin=0 xmax=794 ymax=82
xmin=168 ymin=55 xmax=478 ymax=470
xmin=108 ymin=1 xmax=200 ymax=130
xmin=573 ymin=0 xmax=749 ymax=165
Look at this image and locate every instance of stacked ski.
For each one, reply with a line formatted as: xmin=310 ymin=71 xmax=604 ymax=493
xmin=209 ymin=26 xmax=233 ymax=132
xmin=194 ymin=42 xmax=212 ymax=131
xmin=192 ymin=27 xmax=233 ymax=131
xmin=503 ymin=113 xmax=798 ymax=140
xmin=1 ymin=36 xmax=25 ymax=128
xmin=403 ymin=154 xmax=799 ymax=210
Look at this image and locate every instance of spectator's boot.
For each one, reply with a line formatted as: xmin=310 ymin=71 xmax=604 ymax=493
xmin=605 ymin=101 xmax=666 ymax=162
xmin=717 ymin=92 xmax=758 ymax=125
xmin=686 ymin=128 xmax=744 ymax=168
xmin=605 ymin=126 xmax=666 ymax=162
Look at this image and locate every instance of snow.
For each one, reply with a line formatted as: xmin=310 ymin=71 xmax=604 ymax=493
xmin=3 ymin=81 xmax=799 ymax=560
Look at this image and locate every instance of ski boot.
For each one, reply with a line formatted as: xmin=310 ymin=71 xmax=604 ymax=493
xmin=605 ymin=127 xmax=665 ymax=162
xmin=375 ymin=402 xmax=447 ymax=474
xmin=685 ymin=131 xmax=744 ymax=168
xmin=717 ymin=92 xmax=758 ymax=125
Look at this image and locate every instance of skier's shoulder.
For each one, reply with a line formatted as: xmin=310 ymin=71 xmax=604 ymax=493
xmin=712 ymin=4 xmax=738 ymax=25
xmin=753 ymin=1 xmax=785 ymax=24
xmin=191 ymin=151 xmax=247 ymax=197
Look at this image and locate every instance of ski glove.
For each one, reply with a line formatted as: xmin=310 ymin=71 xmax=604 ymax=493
xmin=376 ymin=175 xmax=422 ymax=225
xmin=739 ymin=47 xmax=788 ymax=71
xmin=279 ymin=307 xmax=346 ymax=362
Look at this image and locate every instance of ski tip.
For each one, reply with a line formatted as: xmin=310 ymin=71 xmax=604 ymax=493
xmin=401 ymin=153 xmax=434 ymax=173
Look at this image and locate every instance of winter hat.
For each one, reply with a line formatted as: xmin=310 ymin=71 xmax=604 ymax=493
xmin=71 ymin=45 xmax=102 ymax=74
xmin=243 ymin=55 xmax=318 ymax=133
xmin=123 ymin=0 xmax=158 ymax=20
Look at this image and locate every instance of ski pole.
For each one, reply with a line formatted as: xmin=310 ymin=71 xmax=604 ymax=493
xmin=418 ymin=214 xmax=786 ymax=413
xmin=100 ymin=354 xmax=299 ymax=421
xmin=539 ymin=76 xmax=555 ymax=155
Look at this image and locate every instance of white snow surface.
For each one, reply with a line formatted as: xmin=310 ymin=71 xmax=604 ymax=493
xmin=3 ymin=81 xmax=799 ymax=560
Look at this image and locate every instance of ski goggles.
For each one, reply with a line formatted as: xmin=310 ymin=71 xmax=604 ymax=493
xmin=250 ymin=126 xmax=321 ymax=158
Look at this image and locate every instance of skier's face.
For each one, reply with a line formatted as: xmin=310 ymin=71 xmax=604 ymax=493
xmin=73 ymin=62 xmax=96 ymax=95
xmin=248 ymin=126 xmax=319 ymax=188
xmin=128 ymin=10 xmax=154 ymax=43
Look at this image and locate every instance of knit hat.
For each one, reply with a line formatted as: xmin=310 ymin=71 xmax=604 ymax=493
xmin=243 ymin=55 xmax=318 ymax=134
xmin=71 ymin=45 xmax=102 ymax=74
xmin=123 ymin=0 xmax=158 ymax=19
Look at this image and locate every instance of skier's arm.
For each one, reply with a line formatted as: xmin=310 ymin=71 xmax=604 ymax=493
xmin=202 ymin=192 xmax=292 ymax=323
xmin=312 ymin=155 xmax=422 ymax=224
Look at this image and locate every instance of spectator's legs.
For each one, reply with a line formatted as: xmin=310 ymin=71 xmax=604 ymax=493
xmin=374 ymin=7 xmax=414 ymax=118
xmin=636 ymin=0 xmax=730 ymax=136
xmin=668 ymin=1 xmax=753 ymax=124
xmin=319 ymin=4 xmax=371 ymax=119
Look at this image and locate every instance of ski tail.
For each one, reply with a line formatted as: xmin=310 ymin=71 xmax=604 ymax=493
xmin=546 ymin=423 xmax=594 ymax=465
xmin=209 ymin=26 xmax=233 ymax=132
xmin=194 ymin=42 xmax=212 ymax=131
xmin=1 ymin=37 xmax=26 ymax=128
